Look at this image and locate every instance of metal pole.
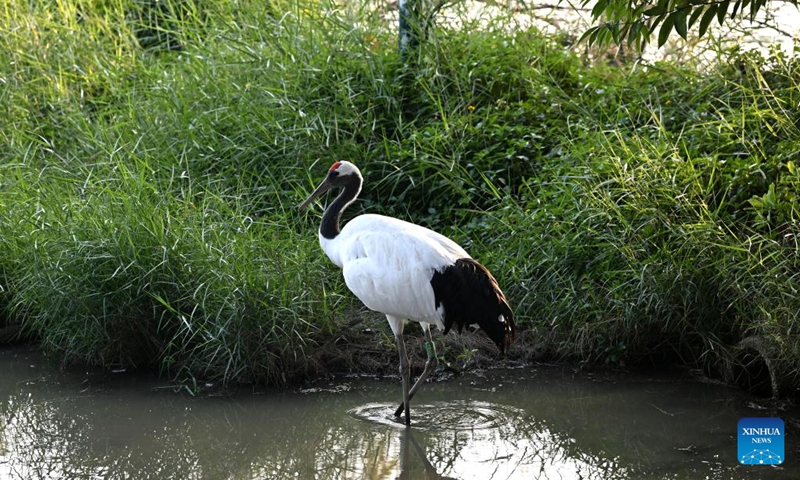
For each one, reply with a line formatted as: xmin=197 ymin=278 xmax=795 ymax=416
xmin=398 ymin=0 xmax=419 ymax=60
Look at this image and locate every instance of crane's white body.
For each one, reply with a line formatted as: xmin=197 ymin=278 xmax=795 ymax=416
xmin=319 ymin=213 xmax=469 ymax=335
xmin=301 ymin=161 xmax=514 ymax=425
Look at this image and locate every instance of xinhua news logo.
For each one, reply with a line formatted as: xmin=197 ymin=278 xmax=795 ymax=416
xmin=738 ymin=417 xmax=784 ymax=465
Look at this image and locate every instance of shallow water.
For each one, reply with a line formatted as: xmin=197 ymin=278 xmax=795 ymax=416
xmin=0 ymin=346 xmax=797 ymax=479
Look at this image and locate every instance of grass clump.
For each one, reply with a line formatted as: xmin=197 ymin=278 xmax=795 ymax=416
xmin=1 ymin=0 xmax=799 ymax=395
xmin=1 ymin=152 xmax=342 ymax=385
xmin=476 ymin=48 xmax=800 ymax=394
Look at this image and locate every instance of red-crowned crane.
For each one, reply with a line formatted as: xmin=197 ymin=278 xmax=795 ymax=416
xmin=299 ymin=161 xmax=515 ymax=425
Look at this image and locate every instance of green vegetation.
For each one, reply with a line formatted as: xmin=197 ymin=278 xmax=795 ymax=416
xmin=582 ymin=0 xmax=800 ymax=48
xmin=1 ymin=0 xmax=798 ymax=395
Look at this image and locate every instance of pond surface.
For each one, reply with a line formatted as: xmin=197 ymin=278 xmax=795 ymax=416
xmin=1 ymin=345 xmax=797 ymax=479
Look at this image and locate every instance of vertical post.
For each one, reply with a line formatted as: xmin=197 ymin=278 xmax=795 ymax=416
xmin=398 ymin=0 xmax=419 ymax=61
xmin=397 ymin=0 xmax=419 ymax=121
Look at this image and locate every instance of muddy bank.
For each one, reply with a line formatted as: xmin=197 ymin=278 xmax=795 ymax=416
xmin=2 ymin=308 xmax=791 ymax=402
xmin=278 ymin=310 xmax=789 ymax=402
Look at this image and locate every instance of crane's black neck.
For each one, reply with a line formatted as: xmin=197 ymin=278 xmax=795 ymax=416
xmin=320 ymin=173 xmax=362 ymax=240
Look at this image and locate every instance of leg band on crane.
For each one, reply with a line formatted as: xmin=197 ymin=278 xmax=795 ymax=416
xmin=424 ymin=341 xmax=436 ymax=360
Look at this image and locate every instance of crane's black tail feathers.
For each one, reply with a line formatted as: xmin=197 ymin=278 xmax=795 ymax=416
xmin=430 ymin=258 xmax=516 ymax=354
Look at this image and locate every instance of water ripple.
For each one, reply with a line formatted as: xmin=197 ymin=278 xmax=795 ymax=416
xmin=348 ymin=400 xmax=526 ymax=431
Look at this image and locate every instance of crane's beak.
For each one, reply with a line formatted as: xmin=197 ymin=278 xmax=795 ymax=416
xmin=298 ymin=177 xmax=333 ymax=210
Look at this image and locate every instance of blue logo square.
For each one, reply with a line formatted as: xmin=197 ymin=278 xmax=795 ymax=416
xmin=738 ymin=417 xmax=784 ymax=465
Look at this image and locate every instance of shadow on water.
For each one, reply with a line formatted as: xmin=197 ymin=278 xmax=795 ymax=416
xmin=1 ymin=345 xmax=798 ymax=479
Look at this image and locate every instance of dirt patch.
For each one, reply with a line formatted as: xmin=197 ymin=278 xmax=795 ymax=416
xmin=303 ymin=310 xmax=549 ymax=382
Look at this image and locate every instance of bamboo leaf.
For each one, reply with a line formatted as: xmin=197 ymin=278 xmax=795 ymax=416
xmin=637 ymin=23 xmax=651 ymax=49
xmin=628 ymin=21 xmax=643 ymax=48
xmin=717 ymin=0 xmax=730 ymax=25
xmin=674 ymin=8 xmax=689 ymax=39
xmin=644 ymin=5 xmax=667 ymax=16
xmin=650 ymin=14 xmax=665 ymax=31
xmin=591 ymin=0 xmax=608 ymax=19
xmin=658 ymin=13 xmax=675 ymax=46
xmin=616 ymin=23 xmax=629 ymax=44
xmin=578 ymin=25 xmax=600 ymax=45
xmin=688 ymin=5 xmax=705 ymax=29
xmin=749 ymin=0 xmax=765 ymax=21
xmin=596 ymin=26 xmax=610 ymax=46
xmin=731 ymin=0 xmax=741 ymax=17
xmin=698 ymin=5 xmax=717 ymax=37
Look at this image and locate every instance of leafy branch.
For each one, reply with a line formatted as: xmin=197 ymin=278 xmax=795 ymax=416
xmin=579 ymin=0 xmax=797 ymax=48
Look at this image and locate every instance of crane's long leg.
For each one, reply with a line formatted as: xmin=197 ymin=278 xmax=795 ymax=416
xmin=394 ymin=323 xmax=438 ymax=418
xmin=395 ymin=330 xmax=412 ymax=426
xmin=387 ymin=315 xmax=415 ymax=425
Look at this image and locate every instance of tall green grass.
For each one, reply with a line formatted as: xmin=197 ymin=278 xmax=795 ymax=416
xmin=1 ymin=0 xmax=799 ymax=393
xmin=471 ymin=48 xmax=800 ymax=393
xmin=1 ymin=149 xmax=344 ymax=385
